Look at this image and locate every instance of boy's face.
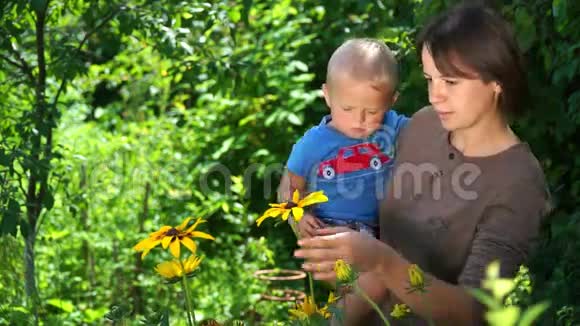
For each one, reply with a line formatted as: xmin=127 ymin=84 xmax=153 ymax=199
xmin=322 ymin=76 xmax=397 ymax=139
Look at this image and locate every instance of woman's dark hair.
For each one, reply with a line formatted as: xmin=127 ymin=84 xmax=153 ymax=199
xmin=416 ymin=1 xmax=529 ymax=119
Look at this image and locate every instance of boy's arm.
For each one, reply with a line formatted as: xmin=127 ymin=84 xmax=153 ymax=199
xmin=277 ymin=169 xmax=307 ymax=202
xmin=278 ymin=169 xmax=324 ymax=236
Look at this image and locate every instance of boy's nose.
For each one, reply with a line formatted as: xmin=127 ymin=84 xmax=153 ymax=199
xmin=358 ymin=111 xmax=366 ymax=123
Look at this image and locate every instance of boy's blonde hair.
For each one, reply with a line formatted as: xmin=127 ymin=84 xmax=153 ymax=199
xmin=326 ymin=38 xmax=398 ymax=93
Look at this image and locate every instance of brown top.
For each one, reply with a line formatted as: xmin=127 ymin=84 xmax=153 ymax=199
xmin=373 ymin=106 xmax=551 ymax=324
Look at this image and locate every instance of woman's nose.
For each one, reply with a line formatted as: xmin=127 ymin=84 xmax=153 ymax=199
xmin=429 ymin=80 xmax=446 ymax=104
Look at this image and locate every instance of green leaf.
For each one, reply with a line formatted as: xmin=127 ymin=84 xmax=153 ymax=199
xmin=468 ymin=289 xmax=501 ymax=310
xmin=514 ymin=8 xmax=536 ymax=52
xmin=30 ymin=0 xmax=47 ymax=12
xmin=485 ymin=260 xmax=501 ymax=279
xmin=485 ymin=279 xmax=516 ymax=300
xmin=1 ymin=199 xmax=20 ymax=236
xmin=287 ymin=113 xmax=302 ymax=125
xmin=44 ymin=189 xmax=54 ymax=210
xmin=46 ymin=299 xmax=75 ymax=313
xmin=242 ymin=0 xmax=253 ymax=25
xmin=212 ymin=137 xmax=235 ymax=160
xmin=19 ymin=218 xmax=29 ymax=238
xmin=486 ymin=306 xmax=520 ymax=326
xmin=518 ymin=302 xmax=550 ymax=326
xmin=0 ymin=148 xmax=10 ymax=166
xmin=228 ymin=8 xmax=241 ymax=23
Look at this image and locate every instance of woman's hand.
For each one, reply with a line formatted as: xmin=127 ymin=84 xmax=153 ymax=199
xmin=294 ymin=227 xmax=391 ymax=281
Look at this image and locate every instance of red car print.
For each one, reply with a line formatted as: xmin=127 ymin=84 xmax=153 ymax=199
xmin=317 ymin=143 xmax=390 ymax=179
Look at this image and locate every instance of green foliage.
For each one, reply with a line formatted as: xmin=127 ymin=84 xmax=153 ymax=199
xmin=471 ymin=261 xmax=550 ymax=326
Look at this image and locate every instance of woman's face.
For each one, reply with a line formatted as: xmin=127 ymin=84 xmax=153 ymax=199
xmin=421 ymin=47 xmax=500 ymax=131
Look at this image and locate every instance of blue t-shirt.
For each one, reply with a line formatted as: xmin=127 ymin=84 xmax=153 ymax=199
xmin=286 ymin=110 xmax=409 ymax=224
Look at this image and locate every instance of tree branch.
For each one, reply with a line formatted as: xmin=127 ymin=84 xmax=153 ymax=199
xmin=1 ymin=44 xmax=35 ymax=83
xmin=0 ymin=53 xmax=25 ymax=70
xmin=51 ymin=4 xmax=126 ymax=110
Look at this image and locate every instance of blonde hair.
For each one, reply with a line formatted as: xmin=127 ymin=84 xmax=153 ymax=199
xmin=326 ymin=38 xmax=398 ymax=93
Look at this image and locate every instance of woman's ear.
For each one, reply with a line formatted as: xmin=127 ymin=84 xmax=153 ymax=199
xmin=493 ymin=82 xmax=502 ymax=95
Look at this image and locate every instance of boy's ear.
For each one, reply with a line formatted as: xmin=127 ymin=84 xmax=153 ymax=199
xmin=392 ymin=91 xmax=399 ymax=105
xmin=322 ymin=83 xmax=332 ymax=108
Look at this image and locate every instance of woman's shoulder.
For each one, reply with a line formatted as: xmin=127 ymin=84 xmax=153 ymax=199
xmin=409 ymin=105 xmax=439 ymax=126
xmin=486 ymin=142 xmax=546 ymax=187
xmin=396 ymin=106 xmax=443 ymax=150
xmin=485 ymin=143 xmax=552 ymax=214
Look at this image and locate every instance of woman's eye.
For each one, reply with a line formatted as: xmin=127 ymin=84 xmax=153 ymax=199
xmin=343 ymin=107 xmax=352 ymax=111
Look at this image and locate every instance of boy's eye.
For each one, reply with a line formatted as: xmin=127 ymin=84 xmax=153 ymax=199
xmin=367 ymin=110 xmax=379 ymax=115
xmin=444 ymin=79 xmax=458 ymax=85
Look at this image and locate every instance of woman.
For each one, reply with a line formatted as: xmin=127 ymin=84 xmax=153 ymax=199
xmin=292 ymin=2 xmax=551 ymax=325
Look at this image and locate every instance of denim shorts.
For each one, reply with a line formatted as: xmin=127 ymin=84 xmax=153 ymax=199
xmin=318 ymin=217 xmax=379 ymax=238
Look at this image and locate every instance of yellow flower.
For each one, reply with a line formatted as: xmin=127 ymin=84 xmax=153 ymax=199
xmin=288 ymin=295 xmax=332 ymax=321
xmin=256 ymin=190 xmax=328 ymax=226
xmin=319 ymin=291 xmax=339 ymax=317
xmin=155 ymin=255 xmax=203 ymax=283
xmin=407 ymin=264 xmax=429 ymax=293
xmin=334 ymin=259 xmax=353 ymax=282
xmin=326 ymin=291 xmax=339 ymax=305
xmin=134 ymin=217 xmax=215 ymax=259
xmin=289 ymin=296 xmax=318 ymax=320
xmin=390 ymin=303 xmax=411 ymax=319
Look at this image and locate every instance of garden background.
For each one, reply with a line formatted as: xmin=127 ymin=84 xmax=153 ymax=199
xmin=1 ymin=0 xmax=579 ymax=325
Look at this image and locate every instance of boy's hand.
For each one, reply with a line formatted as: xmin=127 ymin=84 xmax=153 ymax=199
xmin=297 ymin=213 xmax=325 ymax=238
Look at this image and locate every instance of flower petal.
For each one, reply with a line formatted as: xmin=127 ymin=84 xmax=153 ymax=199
xmin=149 ymin=226 xmax=171 ymax=238
xmin=155 ymin=261 xmax=174 ymax=278
xmin=282 ymin=209 xmax=292 ymax=221
xmin=292 ymin=189 xmax=300 ymax=203
xmin=176 ymin=217 xmax=192 ymax=231
xmin=299 ymin=191 xmax=328 ymax=207
xmin=140 ymin=248 xmax=152 ymax=259
xmin=291 ymin=207 xmax=304 ymax=222
xmin=135 ymin=238 xmax=162 ymax=259
xmin=161 ymin=236 xmax=173 ymax=249
xmin=256 ymin=208 xmax=284 ymax=226
xmin=185 ymin=218 xmax=206 ymax=234
xmin=133 ymin=238 xmax=154 ymax=251
xmin=180 ymin=237 xmax=197 ymax=254
xmin=191 ymin=231 xmax=215 ymax=241
xmin=288 ymin=309 xmax=308 ymax=321
xmin=169 ymin=239 xmax=181 ymax=258
xmin=269 ymin=203 xmax=286 ymax=208
xmin=183 ymin=255 xmax=203 ymax=273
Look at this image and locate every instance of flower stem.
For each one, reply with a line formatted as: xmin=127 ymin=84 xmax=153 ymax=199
xmin=289 ymin=220 xmax=316 ymax=304
xmin=354 ymin=283 xmax=390 ymax=326
xmin=180 ymin=262 xmax=196 ymax=326
xmin=424 ymin=296 xmax=435 ymax=326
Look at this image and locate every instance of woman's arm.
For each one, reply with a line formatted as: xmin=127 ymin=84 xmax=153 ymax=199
xmin=334 ymin=270 xmax=391 ymax=325
xmin=371 ymin=244 xmax=477 ymax=325
xmin=296 ymin=229 xmax=477 ymax=325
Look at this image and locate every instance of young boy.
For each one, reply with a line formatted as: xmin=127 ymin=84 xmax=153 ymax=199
xmin=284 ymin=38 xmax=409 ymax=238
